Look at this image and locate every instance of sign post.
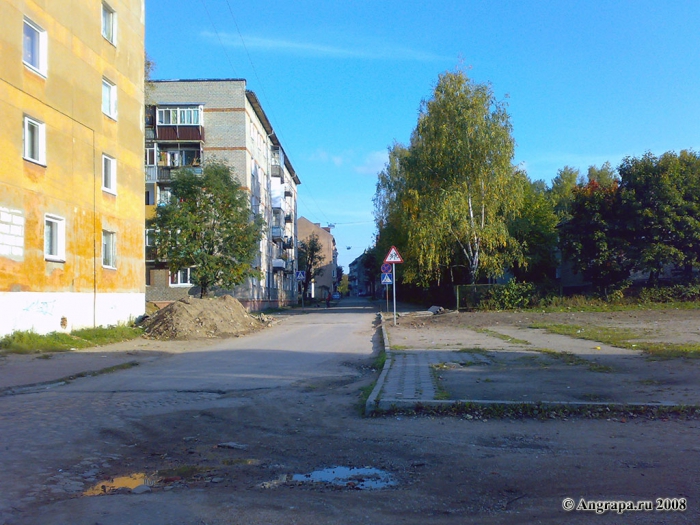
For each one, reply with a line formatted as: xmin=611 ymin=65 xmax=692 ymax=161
xmin=380 ymin=264 xmax=392 ymax=313
xmin=383 ymin=246 xmax=403 ymax=325
xmin=296 ymin=271 xmax=306 ymax=309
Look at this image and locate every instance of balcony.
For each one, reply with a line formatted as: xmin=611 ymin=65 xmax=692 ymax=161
xmin=284 ymin=186 xmax=293 ymax=198
xmin=271 ymin=226 xmax=284 ymax=241
xmin=271 ymin=164 xmax=284 ymax=179
xmin=284 ymin=214 xmax=293 ymax=224
xmin=282 ymin=237 xmax=294 ymax=250
xmin=285 ymin=260 xmax=295 ymax=273
xmin=145 ymin=165 xmax=202 ymax=183
xmin=272 ymin=258 xmax=286 ymax=271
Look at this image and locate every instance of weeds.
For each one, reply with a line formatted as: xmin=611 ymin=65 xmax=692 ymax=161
xmin=0 ymin=325 xmax=143 ymax=354
xmin=529 ymin=322 xmax=700 ymax=360
xmin=474 ymin=328 xmax=531 ymax=345
xmin=378 ymin=401 xmax=700 ymax=421
xmin=533 ymin=348 xmax=614 ymax=373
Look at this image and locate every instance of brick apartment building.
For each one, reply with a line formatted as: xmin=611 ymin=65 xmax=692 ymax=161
xmin=144 ymin=79 xmax=300 ymax=309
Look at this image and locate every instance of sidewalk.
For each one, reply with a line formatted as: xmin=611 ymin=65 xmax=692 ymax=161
xmin=0 ymin=346 xmax=163 ymax=394
xmin=366 ymin=309 xmax=700 ymax=415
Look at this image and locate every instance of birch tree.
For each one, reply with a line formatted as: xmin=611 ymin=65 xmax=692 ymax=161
xmin=405 ymin=70 xmax=523 ymax=284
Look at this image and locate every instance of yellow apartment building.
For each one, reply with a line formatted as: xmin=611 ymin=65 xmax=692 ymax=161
xmin=0 ymin=0 xmax=145 ymax=335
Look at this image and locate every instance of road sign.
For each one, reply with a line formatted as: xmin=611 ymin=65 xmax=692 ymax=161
xmin=381 ymin=263 xmax=392 ymax=274
xmin=295 ymin=271 xmax=306 ymax=281
xmin=384 ymin=246 xmax=403 ymax=264
xmin=381 ymin=273 xmax=393 ymax=285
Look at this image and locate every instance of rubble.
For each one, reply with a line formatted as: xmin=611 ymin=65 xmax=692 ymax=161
xmin=140 ymin=295 xmax=264 ymax=340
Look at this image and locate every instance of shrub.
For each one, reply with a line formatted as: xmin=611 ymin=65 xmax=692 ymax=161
xmin=480 ymin=281 xmax=536 ymax=310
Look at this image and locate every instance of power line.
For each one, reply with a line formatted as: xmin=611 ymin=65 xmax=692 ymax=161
xmin=222 ymin=0 xmax=332 ymax=227
xmin=199 ymin=0 xmax=240 ymax=78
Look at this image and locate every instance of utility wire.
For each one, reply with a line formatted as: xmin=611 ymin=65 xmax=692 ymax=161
xmin=200 ymin=0 xmax=240 ymax=78
xmin=222 ymin=0 xmax=333 ymax=227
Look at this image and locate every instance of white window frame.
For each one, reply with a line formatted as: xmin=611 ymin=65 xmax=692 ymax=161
xmin=157 ymin=108 xmax=176 ymax=125
xmin=23 ymin=115 xmax=46 ymax=165
xmin=170 ymin=268 xmax=193 ymax=286
xmin=102 ymin=230 xmax=116 ymax=268
xmin=44 ymin=214 xmax=65 ymax=262
xmin=23 ymin=18 xmax=47 ymax=76
xmin=101 ymin=2 xmax=117 ymax=45
xmin=102 ymin=154 xmax=117 ymax=194
xmin=102 ymin=78 xmax=117 ymax=119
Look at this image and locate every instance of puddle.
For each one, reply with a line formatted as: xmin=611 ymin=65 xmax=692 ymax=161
xmin=83 ymin=473 xmax=157 ymax=496
xmin=291 ymin=466 xmax=397 ymax=490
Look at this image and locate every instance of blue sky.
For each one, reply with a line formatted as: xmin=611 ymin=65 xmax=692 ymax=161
xmin=146 ymin=0 xmax=700 ymax=269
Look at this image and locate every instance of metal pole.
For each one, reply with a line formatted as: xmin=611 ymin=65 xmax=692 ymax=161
xmin=392 ymin=263 xmax=397 ymax=326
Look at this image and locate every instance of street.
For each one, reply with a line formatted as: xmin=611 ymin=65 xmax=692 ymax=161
xmin=1 ymin=298 xmax=698 ymax=524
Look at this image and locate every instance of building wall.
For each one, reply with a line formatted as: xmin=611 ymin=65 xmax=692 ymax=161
xmin=146 ymin=80 xmax=300 ymax=309
xmin=297 ymin=217 xmax=337 ymax=299
xmin=0 ymin=0 xmax=145 ymax=335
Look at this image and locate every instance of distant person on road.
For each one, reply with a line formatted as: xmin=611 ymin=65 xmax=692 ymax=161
xmin=326 ymin=291 xmax=331 ymax=308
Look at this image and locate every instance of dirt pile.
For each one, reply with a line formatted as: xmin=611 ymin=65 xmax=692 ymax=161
xmin=141 ymin=295 xmax=265 ymax=340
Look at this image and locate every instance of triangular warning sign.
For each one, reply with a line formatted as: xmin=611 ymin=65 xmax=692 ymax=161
xmin=384 ymin=246 xmax=403 ymax=264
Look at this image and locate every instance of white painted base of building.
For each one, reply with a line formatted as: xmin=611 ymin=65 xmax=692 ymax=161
xmin=0 ymin=292 xmax=145 ymax=336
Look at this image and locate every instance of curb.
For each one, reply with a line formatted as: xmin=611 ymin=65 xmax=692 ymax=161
xmin=0 ymin=360 xmax=141 ymax=396
xmin=364 ymin=313 xmax=393 ymax=416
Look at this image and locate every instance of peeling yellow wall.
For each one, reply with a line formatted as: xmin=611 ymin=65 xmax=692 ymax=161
xmin=0 ymin=0 xmax=145 ymax=295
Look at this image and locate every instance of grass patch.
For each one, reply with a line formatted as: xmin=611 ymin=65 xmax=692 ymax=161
xmin=430 ymin=366 xmax=452 ymax=400
xmin=533 ymin=348 xmax=614 ymax=373
xmin=529 ymin=322 xmax=700 ymax=360
xmin=474 ymin=328 xmax=531 ymax=345
xmin=391 ymin=344 xmax=408 ymax=350
xmin=0 ymin=325 xmax=143 ymax=354
xmin=375 ymin=401 xmax=700 ymax=421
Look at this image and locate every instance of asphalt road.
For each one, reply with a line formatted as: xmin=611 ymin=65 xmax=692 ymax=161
xmin=0 ymin=297 xmax=379 ymax=524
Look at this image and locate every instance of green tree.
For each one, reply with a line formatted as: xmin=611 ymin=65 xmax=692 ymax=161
xmin=559 ymin=181 xmax=632 ymax=294
xmin=509 ymin=176 xmax=559 ymax=282
xmin=404 ymin=70 xmax=523 ymax=285
xmin=151 ymin=162 xmax=264 ymax=298
xmin=618 ymin=150 xmax=700 ymax=282
xmin=587 ymin=161 xmax=617 ymax=187
xmin=549 ymin=166 xmax=582 ymax=218
xmin=298 ymin=233 xmax=326 ymax=298
xmin=338 ymin=274 xmax=349 ymax=295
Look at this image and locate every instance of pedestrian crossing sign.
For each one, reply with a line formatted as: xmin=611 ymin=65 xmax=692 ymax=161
xmin=295 ymin=271 xmax=306 ymax=281
xmin=384 ymin=246 xmax=403 ymax=264
xmin=381 ymin=273 xmax=393 ymax=285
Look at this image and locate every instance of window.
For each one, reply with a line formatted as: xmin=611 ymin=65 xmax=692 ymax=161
xmin=102 ymin=154 xmax=116 ymax=193
xmin=157 ymin=108 xmax=176 ymax=125
xmin=44 ymin=215 xmax=65 ymax=261
xmin=23 ymin=116 xmax=46 ymax=164
xmin=158 ymin=187 xmax=172 ymax=206
xmin=23 ymin=18 xmax=47 ymax=75
xmin=102 ymin=78 xmax=117 ymax=118
xmin=102 ymin=230 xmax=116 ymax=268
xmin=157 ymin=107 xmax=201 ymax=125
xmin=145 ymin=147 xmax=155 ymax=166
xmin=170 ymin=268 xmax=192 ymax=286
xmin=101 ymin=3 xmax=116 ymax=44
xmin=178 ymin=107 xmax=200 ymax=125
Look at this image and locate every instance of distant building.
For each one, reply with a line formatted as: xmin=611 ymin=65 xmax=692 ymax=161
xmin=145 ymin=79 xmax=300 ymax=309
xmin=0 ymin=0 xmax=146 ymax=335
xmin=349 ymin=254 xmax=368 ymax=296
xmin=297 ymin=217 xmax=337 ymax=299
